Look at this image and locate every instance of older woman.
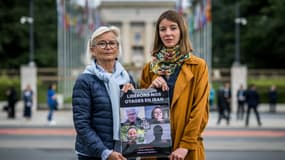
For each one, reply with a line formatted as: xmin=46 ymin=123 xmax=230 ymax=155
xmin=140 ymin=10 xmax=209 ymax=160
xmin=72 ymin=26 xmax=135 ymax=160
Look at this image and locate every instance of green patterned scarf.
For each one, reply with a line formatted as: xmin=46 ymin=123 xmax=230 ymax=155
xmin=150 ymin=45 xmax=190 ymax=76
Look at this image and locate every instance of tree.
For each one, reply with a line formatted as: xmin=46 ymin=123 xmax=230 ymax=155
xmin=212 ymin=0 xmax=235 ymax=68
xmin=212 ymin=0 xmax=285 ymax=68
xmin=242 ymin=0 xmax=285 ymax=68
xmin=0 ymin=0 xmax=57 ymax=68
xmin=1 ymin=1 xmax=285 ymax=69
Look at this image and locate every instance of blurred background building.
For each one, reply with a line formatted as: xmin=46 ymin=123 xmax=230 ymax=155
xmin=57 ymin=0 xmax=212 ymax=106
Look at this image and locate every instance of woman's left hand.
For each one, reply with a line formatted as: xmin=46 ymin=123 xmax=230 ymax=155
xmin=149 ymin=76 xmax=169 ymax=91
xmin=169 ymin=148 xmax=188 ymax=160
xmin=122 ymin=83 xmax=135 ymax=93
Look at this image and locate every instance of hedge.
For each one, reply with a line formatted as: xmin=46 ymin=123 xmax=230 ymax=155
xmin=0 ymin=76 xmax=53 ymax=104
xmin=1 ymin=75 xmax=284 ymax=104
xmin=0 ymin=76 xmax=20 ymax=102
xmin=212 ymin=77 xmax=285 ymax=103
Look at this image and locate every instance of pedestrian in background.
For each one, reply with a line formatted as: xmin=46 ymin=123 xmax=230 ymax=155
xmin=140 ymin=10 xmax=209 ymax=160
xmin=245 ymin=84 xmax=262 ymax=127
xmin=209 ymin=85 xmax=215 ymax=111
xmin=47 ymin=83 xmax=57 ymax=125
xmin=23 ymin=84 xmax=34 ymax=120
xmin=268 ymin=85 xmax=277 ymax=113
xmin=6 ymin=86 xmax=18 ymax=119
xmin=223 ymin=82 xmax=231 ymax=125
xmin=216 ymin=85 xmax=229 ymax=125
xmin=236 ymin=84 xmax=246 ymax=120
xmin=72 ymin=26 xmax=135 ymax=160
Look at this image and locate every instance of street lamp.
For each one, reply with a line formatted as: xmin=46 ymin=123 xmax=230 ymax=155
xmin=20 ymin=0 xmax=35 ymax=67
xmin=234 ymin=2 xmax=247 ymax=66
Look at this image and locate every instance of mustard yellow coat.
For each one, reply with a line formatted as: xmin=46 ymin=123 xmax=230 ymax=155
xmin=140 ymin=55 xmax=210 ymax=160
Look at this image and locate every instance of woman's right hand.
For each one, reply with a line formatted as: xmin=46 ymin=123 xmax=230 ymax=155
xmin=169 ymin=148 xmax=188 ymax=160
xmin=52 ymin=94 xmax=57 ymax=100
xmin=108 ymin=151 xmax=126 ymax=160
xmin=149 ymin=76 xmax=169 ymax=91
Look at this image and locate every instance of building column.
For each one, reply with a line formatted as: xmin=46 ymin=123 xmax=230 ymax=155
xmin=122 ymin=21 xmax=131 ymax=64
xmin=21 ymin=65 xmax=37 ymax=111
xmin=144 ymin=21 xmax=153 ymax=63
xmin=231 ymin=65 xmax=247 ymax=113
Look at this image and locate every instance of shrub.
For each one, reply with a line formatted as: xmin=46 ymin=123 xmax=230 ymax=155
xmin=0 ymin=76 xmax=20 ymax=101
xmin=248 ymin=77 xmax=285 ymax=103
xmin=212 ymin=77 xmax=285 ymax=104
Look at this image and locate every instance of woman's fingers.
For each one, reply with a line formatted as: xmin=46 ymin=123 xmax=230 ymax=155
xmin=122 ymin=83 xmax=134 ymax=92
xmin=150 ymin=77 xmax=169 ymax=91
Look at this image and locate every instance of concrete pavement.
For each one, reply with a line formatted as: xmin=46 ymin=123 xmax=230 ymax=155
xmin=0 ymin=103 xmax=284 ymax=128
xmin=0 ymin=109 xmax=74 ymax=127
xmin=0 ymin=102 xmax=285 ymax=153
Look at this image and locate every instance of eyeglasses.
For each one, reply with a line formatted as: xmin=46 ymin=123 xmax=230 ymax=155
xmin=94 ymin=40 xmax=119 ymax=49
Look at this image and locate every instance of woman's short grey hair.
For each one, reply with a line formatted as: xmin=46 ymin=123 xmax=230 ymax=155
xmin=85 ymin=26 xmax=121 ymax=65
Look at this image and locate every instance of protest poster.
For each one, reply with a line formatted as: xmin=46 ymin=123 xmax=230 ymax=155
xmin=120 ymin=88 xmax=172 ymax=159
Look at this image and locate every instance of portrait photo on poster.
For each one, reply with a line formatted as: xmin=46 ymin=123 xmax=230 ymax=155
xmin=120 ymin=89 xmax=171 ymax=159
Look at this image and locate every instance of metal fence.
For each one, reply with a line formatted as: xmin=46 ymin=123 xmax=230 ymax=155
xmin=2 ymin=67 xmax=285 ymax=86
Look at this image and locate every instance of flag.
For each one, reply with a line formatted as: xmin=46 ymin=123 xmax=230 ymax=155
xmin=176 ymin=0 xmax=183 ymax=15
xmin=57 ymin=0 xmax=64 ymax=28
xmin=205 ymin=0 xmax=212 ymax=22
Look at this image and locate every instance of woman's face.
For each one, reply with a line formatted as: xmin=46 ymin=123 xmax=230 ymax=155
xmin=153 ymin=108 xmax=163 ymax=121
xmin=159 ymin=19 xmax=181 ymax=48
xmin=91 ymin=31 xmax=119 ymax=64
xmin=52 ymin=84 xmax=56 ymax=90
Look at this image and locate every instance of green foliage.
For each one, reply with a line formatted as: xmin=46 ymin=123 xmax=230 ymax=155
xmin=0 ymin=0 xmax=57 ymax=68
xmin=0 ymin=76 xmax=20 ymax=101
xmin=257 ymin=85 xmax=285 ymax=103
xmin=248 ymin=77 xmax=285 ymax=103
xmin=212 ymin=1 xmax=235 ymax=67
xmin=248 ymin=77 xmax=285 ymax=86
xmin=37 ymin=80 xmax=48 ymax=104
xmin=64 ymin=96 xmax=72 ymax=103
xmin=212 ymin=77 xmax=285 ymax=103
xmin=213 ymin=0 xmax=285 ymax=68
xmin=1 ymin=1 xmax=285 ymax=69
xmin=33 ymin=1 xmax=57 ymax=67
xmin=0 ymin=75 xmax=53 ymax=104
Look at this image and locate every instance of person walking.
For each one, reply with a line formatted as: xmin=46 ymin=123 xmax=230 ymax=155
xmin=22 ymin=84 xmax=34 ymax=120
xmin=216 ymin=85 xmax=229 ymax=125
xmin=140 ymin=10 xmax=209 ymax=160
xmin=47 ymin=83 xmax=57 ymax=125
xmin=223 ymin=82 xmax=231 ymax=125
xmin=236 ymin=84 xmax=246 ymax=120
xmin=268 ymin=85 xmax=277 ymax=113
xmin=209 ymin=85 xmax=215 ymax=111
xmin=6 ymin=86 xmax=18 ymax=119
xmin=245 ymin=84 xmax=262 ymax=127
xmin=72 ymin=26 xmax=135 ymax=160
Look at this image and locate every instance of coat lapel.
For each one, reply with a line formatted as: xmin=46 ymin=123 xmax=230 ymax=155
xmin=171 ymin=61 xmax=194 ymax=108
